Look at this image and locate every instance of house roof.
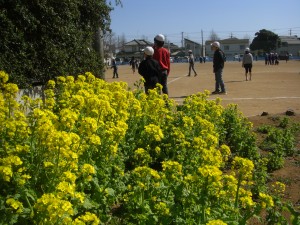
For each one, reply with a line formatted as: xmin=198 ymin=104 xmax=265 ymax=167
xmin=279 ymin=36 xmax=300 ymax=45
xmin=184 ymin=38 xmax=200 ymax=45
xmin=170 ymin=51 xmax=185 ymax=57
xmin=205 ymin=38 xmax=249 ymax=45
xmin=124 ymin=39 xmax=153 ymax=46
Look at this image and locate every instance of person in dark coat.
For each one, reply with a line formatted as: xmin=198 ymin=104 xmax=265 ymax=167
xmin=211 ymin=41 xmax=226 ymax=94
xmin=138 ymin=46 xmax=161 ymax=94
xmin=111 ymin=57 xmax=119 ymax=78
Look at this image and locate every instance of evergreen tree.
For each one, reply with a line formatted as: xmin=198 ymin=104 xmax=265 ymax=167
xmin=0 ymin=0 xmax=114 ymax=87
xmin=250 ymin=29 xmax=281 ymax=53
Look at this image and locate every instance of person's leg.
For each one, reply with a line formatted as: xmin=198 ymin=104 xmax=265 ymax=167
xmin=192 ymin=64 xmax=197 ymax=76
xmin=245 ymin=66 xmax=248 ymax=81
xmin=214 ymin=72 xmax=220 ymax=93
xmin=113 ymin=67 xmax=116 ymax=78
xmin=249 ymin=66 xmax=252 ymax=80
xmin=188 ymin=63 xmax=191 ymax=76
xmin=160 ymin=71 xmax=168 ymax=95
xmin=145 ymin=85 xmax=151 ymax=94
xmin=216 ymin=68 xmax=226 ymax=93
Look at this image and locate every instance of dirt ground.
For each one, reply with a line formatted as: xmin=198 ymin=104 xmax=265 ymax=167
xmin=105 ymin=60 xmax=300 ymax=117
xmin=106 ymin=60 xmax=300 ymax=213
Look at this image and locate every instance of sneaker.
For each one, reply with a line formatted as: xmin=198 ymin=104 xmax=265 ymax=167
xmin=219 ymin=91 xmax=227 ymax=95
xmin=194 ymin=73 xmax=197 ymax=77
xmin=211 ymin=90 xmax=220 ymax=94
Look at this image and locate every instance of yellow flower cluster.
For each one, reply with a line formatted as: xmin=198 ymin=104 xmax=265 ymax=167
xmin=143 ymin=124 xmax=164 ymax=141
xmin=133 ymin=166 xmax=161 ymax=180
xmin=0 ymin=70 xmax=284 ymax=224
xmin=206 ymin=220 xmax=227 ymax=225
xmin=259 ymin=193 xmax=274 ymax=208
xmin=35 ymin=193 xmax=74 ymax=222
xmin=232 ymin=156 xmax=254 ymax=181
xmin=0 ymin=155 xmax=23 ymax=182
xmin=154 ymin=202 xmax=170 ymax=216
xmin=73 ymin=212 xmax=100 ymax=225
xmin=6 ymin=198 xmax=24 ymax=213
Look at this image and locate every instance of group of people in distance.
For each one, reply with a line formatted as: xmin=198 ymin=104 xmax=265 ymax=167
xmin=112 ymin=34 xmax=254 ymax=96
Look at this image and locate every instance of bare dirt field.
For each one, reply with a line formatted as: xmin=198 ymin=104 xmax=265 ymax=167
xmin=105 ymin=60 xmax=300 ymax=117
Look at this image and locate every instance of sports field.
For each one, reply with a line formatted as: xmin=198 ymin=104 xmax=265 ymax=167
xmin=105 ymin=60 xmax=300 ymax=117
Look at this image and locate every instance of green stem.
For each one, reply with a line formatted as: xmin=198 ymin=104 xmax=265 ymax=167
xmin=25 ymin=193 xmax=34 ymax=217
xmin=235 ymin=177 xmax=242 ymax=209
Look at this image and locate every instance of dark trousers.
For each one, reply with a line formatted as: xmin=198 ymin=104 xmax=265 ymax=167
xmin=160 ymin=70 xmax=168 ymax=95
xmin=113 ymin=67 xmax=118 ymax=78
xmin=214 ymin=68 xmax=225 ymax=92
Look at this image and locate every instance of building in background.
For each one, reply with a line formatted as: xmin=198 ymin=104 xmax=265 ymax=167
xmin=116 ymin=39 xmax=153 ymax=62
xmin=184 ymin=38 xmax=201 ymax=58
xmin=205 ymin=38 xmax=249 ymax=60
xmin=278 ymin=36 xmax=300 ymax=57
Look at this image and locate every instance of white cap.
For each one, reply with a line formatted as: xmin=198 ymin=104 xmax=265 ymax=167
xmin=211 ymin=41 xmax=220 ymax=48
xmin=144 ymin=46 xmax=154 ymax=56
xmin=188 ymin=50 xmax=192 ymax=53
xmin=245 ymin=47 xmax=250 ymax=52
xmin=154 ymin=34 xmax=165 ymax=42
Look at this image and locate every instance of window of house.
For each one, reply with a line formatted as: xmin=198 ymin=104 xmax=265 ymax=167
xmin=224 ymin=45 xmax=229 ymax=50
xmin=240 ymin=45 xmax=245 ymax=50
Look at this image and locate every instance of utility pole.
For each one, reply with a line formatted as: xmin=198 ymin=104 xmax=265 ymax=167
xmin=181 ymin=32 xmax=184 ymax=48
xmin=201 ymin=29 xmax=204 ymax=57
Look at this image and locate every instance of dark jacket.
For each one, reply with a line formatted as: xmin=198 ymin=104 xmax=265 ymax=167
xmin=138 ymin=57 xmax=161 ymax=87
xmin=213 ymin=49 xmax=224 ymax=72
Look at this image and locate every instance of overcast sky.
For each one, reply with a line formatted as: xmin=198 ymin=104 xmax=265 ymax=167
xmin=109 ymin=0 xmax=300 ymax=46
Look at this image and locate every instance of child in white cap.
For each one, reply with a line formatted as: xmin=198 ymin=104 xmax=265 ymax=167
xmin=138 ymin=46 xmax=161 ymax=94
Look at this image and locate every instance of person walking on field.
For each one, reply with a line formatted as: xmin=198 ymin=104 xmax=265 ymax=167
xmin=111 ymin=57 xmax=119 ymax=78
xmin=138 ymin=46 xmax=161 ymax=94
xmin=129 ymin=56 xmax=136 ymax=74
xmin=211 ymin=41 xmax=226 ymax=95
xmin=153 ymin=34 xmax=170 ymax=95
xmin=242 ymin=47 xmax=253 ymax=81
xmin=187 ymin=50 xmax=198 ymax=77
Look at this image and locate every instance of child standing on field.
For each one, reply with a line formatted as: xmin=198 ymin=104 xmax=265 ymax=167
xmin=138 ymin=46 xmax=161 ymax=94
xmin=242 ymin=48 xmax=253 ymax=81
xmin=187 ymin=50 xmax=198 ymax=77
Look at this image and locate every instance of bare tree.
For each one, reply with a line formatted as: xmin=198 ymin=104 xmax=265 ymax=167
xmin=209 ymin=30 xmax=220 ymax=41
xmin=118 ymin=33 xmax=127 ymax=52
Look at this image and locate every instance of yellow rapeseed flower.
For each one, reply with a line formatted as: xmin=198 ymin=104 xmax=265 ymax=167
xmin=144 ymin=124 xmax=164 ymax=142
xmin=0 ymin=71 xmax=9 ymax=84
xmin=6 ymin=198 xmax=23 ymax=213
xmin=73 ymin=212 xmax=100 ymax=225
xmin=232 ymin=157 xmax=254 ymax=181
xmin=259 ymin=193 xmax=274 ymax=208
xmin=206 ymin=220 xmax=227 ymax=225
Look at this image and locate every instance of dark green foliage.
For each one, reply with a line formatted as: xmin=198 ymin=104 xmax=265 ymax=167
xmin=220 ymin=104 xmax=259 ymax=160
xmin=250 ymin=29 xmax=281 ymax=53
xmin=256 ymin=117 xmax=299 ymax=172
xmin=0 ymin=0 xmax=112 ymax=88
